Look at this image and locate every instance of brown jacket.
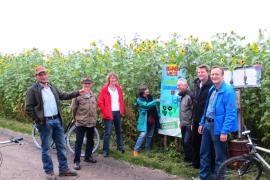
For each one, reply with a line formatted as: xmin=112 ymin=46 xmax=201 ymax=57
xmin=25 ymin=83 xmax=80 ymax=124
xmin=71 ymin=91 xmax=97 ymax=127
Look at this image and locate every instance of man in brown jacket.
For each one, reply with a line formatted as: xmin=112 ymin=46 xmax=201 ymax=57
xmin=25 ymin=66 xmax=86 ymax=180
xmin=71 ymin=77 xmax=98 ymax=170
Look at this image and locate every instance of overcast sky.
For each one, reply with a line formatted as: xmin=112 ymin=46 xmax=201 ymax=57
xmin=0 ymin=0 xmax=269 ymax=53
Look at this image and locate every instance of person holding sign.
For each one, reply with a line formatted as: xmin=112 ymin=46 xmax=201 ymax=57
xmin=177 ymin=79 xmax=193 ymax=163
xmin=133 ymin=85 xmax=160 ymax=157
xmin=197 ymin=66 xmax=238 ymax=180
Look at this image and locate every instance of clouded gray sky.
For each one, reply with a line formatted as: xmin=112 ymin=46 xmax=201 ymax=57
xmin=0 ymin=0 xmax=269 ymax=53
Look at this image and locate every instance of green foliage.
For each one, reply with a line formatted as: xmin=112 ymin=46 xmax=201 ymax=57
xmin=0 ymin=31 xmax=270 ymax=147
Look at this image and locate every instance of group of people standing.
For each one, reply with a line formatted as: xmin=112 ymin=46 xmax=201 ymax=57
xmin=25 ymin=66 xmax=125 ymax=179
xmin=177 ymin=64 xmax=238 ymax=180
xmin=25 ymin=64 xmax=238 ymax=180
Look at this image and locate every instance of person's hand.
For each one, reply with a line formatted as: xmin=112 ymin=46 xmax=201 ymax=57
xmin=79 ymin=88 xmax=88 ymax=96
xmin=156 ymin=98 xmax=160 ymax=102
xmin=191 ymin=125 xmax=193 ymax=131
xmin=220 ymin=134 xmax=228 ymax=142
xmin=198 ymin=125 xmax=203 ymax=134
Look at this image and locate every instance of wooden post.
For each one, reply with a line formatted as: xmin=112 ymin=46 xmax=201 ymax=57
xmin=235 ymin=89 xmax=242 ymax=138
xmin=163 ymin=135 xmax=167 ymax=149
xmin=175 ymin=137 xmax=181 ymax=152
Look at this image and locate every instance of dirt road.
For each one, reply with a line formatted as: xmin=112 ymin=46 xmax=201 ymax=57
xmin=0 ymin=128 xmax=183 ymax=180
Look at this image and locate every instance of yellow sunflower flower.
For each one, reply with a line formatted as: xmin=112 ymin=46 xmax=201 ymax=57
xmin=240 ymin=59 xmax=245 ymax=66
xmin=180 ymin=48 xmax=185 ymax=56
xmin=47 ymin=58 xmax=52 ymax=64
xmin=90 ymin=41 xmax=97 ymax=46
xmin=113 ymin=42 xmax=119 ymax=49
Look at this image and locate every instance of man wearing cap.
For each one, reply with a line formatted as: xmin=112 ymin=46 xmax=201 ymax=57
xmin=25 ymin=66 xmax=87 ymax=179
xmin=71 ymin=77 xmax=98 ymax=170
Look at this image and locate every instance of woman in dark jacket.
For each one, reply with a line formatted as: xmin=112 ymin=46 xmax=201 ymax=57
xmin=133 ymin=85 xmax=160 ymax=157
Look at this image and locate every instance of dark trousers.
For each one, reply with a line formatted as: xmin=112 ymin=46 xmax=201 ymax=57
xmin=192 ymin=123 xmax=202 ymax=168
xmin=74 ymin=126 xmax=95 ymax=163
xmin=181 ymin=125 xmax=192 ymax=162
xmin=103 ymin=111 xmax=124 ymax=154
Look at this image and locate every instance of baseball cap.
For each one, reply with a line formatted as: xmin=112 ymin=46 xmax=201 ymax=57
xmin=35 ymin=66 xmax=47 ymax=75
xmin=82 ymin=77 xmax=93 ymax=84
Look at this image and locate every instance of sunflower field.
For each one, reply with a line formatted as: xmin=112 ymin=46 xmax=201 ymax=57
xmin=0 ymin=31 xmax=270 ymax=147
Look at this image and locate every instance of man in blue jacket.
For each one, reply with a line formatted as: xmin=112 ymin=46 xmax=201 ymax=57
xmin=197 ymin=66 xmax=238 ymax=180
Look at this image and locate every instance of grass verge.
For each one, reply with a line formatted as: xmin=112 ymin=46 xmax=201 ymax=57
xmin=0 ymin=117 xmax=32 ymax=135
xmin=100 ymin=146 xmax=198 ymax=178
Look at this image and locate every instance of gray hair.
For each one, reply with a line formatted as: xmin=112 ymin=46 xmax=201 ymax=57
xmin=177 ymin=78 xmax=188 ymax=85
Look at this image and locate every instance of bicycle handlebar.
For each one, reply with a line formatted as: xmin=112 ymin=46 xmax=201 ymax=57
xmin=0 ymin=137 xmax=23 ymax=145
xmin=242 ymin=130 xmax=251 ymax=136
xmin=12 ymin=138 xmax=23 ymax=143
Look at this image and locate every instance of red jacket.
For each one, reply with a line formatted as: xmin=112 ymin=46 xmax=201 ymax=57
xmin=98 ymin=84 xmax=124 ymax=120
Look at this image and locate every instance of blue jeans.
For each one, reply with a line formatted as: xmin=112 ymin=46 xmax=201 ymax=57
xmin=103 ymin=111 xmax=124 ymax=154
xmin=74 ymin=126 xmax=94 ymax=163
xmin=36 ymin=118 xmax=68 ymax=173
xmin=181 ymin=125 xmax=192 ymax=162
xmin=134 ymin=124 xmax=155 ymax=151
xmin=199 ymin=122 xmax=227 ymax=180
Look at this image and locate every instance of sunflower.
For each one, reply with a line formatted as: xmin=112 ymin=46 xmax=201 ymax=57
xmin=240 ymin=59 xmax=245 ymax=66
xmin=90 ymin=41 xmax=97 ymax=47
xmin=180 ymin=48 xmax=185 ymax=56
xmin=113 ymin=42 xmax=119 ymax=49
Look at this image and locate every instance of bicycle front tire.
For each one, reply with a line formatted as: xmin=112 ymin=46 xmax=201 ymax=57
xmin=32 ymin=124 xmax=54 ymax=149
xmin=66 ymin=125 xmax=100 ymax=157
xmin=218 ymin=155 xmax=262 ymax=180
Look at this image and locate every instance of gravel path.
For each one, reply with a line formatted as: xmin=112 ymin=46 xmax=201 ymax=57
xmin=0 ymin=128 xmax=183 ymax=180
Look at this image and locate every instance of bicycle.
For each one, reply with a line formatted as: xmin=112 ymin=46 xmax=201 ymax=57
xmin=32 ymin=117 xmax=100 ymax=157
xmin=218 ymin=130 xmax=270 ymax=180
xmin=0 ymin=137 xmax=23 ymax=167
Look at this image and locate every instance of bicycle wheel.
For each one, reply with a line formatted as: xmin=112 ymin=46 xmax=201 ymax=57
xmin=66 ymin=125 xmax=100 ymax=157
xmin=0 ymin=151 xmax=2 ymax=167
xmin=218 ymin=155 xmax=262 ymax=180
xmin=32 ymin=124 xmax=54 ymax=149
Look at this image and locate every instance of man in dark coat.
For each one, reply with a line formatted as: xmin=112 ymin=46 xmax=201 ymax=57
xmin=25 ymin=66 xmax=86 ymax=179
xmin=191 ymin=64 xmax=213 ymax=169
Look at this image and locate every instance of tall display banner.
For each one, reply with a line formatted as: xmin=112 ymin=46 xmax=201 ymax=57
xmin=158 ymin=64 xmax=186 ymax=137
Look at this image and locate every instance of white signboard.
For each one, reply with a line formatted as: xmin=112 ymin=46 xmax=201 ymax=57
xmin=224 ymin=65 xmax=262 ymax=88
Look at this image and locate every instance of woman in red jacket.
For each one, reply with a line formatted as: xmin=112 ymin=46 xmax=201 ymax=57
xmin=98 ymin=72 xmax=125 ymax=157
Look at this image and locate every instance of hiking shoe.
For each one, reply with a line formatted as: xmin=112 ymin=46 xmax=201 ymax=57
xmin=74 ymin=162 xmax=81 ymax=170
xmin=132 ymin=150 xmax=139 ymax=157
xmin=45 ymin=172 xmax=56 ymax=180
xmin=117 ymin=148 xmax=125 ymax=153
xmin=84 ymin=157 xmax=97 ymax=163
xmin=59 ymin=168 xmax=78 ymax=177
xmin=103 ymin=152 xmax=109 ymax=157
